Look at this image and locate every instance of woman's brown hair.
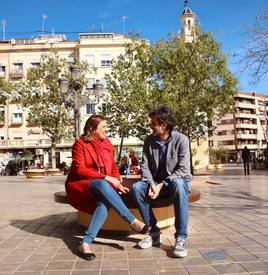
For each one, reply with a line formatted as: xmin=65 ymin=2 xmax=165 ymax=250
xmin=81 ymin=114 xmax=106 ymax=142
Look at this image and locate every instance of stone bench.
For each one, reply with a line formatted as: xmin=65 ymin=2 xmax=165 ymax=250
xmin=55 ymin=175 xmax=200 ymax=232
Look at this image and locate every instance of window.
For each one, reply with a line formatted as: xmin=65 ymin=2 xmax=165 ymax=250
xmin=87 ymin=78 xmax=95 ymax=89
xmin=0 ymin=66 xmax=5 ymax=73
xmin=100 ymin=54 xmax=112 ymax=67
xmin=12 ymin=63 xmax=23 ymax=73
xmin=85 ymin=55 xmax=95 ymax=67
xmin=31 ymin=62 xmax=40 ymax=68
xmin=187 ymin=20 xmax=191 ymax=30
xmin=100 ymin=78 xmax=107 ymax=89
xmin=86 ymin=104 xmax=95 ymax=115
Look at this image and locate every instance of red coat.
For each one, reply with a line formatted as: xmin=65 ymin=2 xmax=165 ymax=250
xmin=65 ymin=137 xmax=120 ymax=214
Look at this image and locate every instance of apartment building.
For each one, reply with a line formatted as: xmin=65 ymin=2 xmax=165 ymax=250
xmin=209 ymin=91 xmax=268 ymax=162
xmin=0 ymin=33 xmax=144 ymax=166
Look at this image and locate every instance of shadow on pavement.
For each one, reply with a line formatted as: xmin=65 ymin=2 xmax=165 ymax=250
xmin=10 ymin=212 xmax=141 ymax=254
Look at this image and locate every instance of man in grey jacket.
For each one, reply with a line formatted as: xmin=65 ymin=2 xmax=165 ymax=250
xmin=132 ymin=105 xmax=192 ymax=258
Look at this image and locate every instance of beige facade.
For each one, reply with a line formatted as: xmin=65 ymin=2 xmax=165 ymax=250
xmin=0 ymin=33 xmax=143 ymax=166
xmin=208 ymin=91 xmax=268 ymax=162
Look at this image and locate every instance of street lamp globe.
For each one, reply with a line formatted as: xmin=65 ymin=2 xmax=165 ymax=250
xmin=92 ymin=79 xmax=104 ymax=97
xmin=70 ymin=65 xmax=80 ymax=81
xmin=59 ymin=77 xmax=69 ymax=95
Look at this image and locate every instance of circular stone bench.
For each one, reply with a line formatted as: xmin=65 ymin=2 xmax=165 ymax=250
xmin=55 ymin=175 xmax=200 ymax=232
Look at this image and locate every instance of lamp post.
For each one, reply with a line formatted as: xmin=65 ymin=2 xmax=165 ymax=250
xmin=59 ymin=66 xmax=105 ymax=139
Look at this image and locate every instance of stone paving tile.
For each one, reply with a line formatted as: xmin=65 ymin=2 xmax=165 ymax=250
xmin=17 ymin=261 xmax=48 ymax=272
xmin=230 ymin=253 xmax=260 ymax=262
xmin=240 ymin=261 xmax=268 ymax=272
xmin=154 ymin=258 xmax=184 ymax=269
xmin=253 ymin=252 xmax=268 ymax=261
xmin=45 ymin=260 xmax=75 ymax=270
xmin=129 ymin=268 xmax=158 ymax=275
xmin=129 ymin=259 xmax=157 ymax=269
xmin=212 ymin=263 xmax=249 ymax=274
xmin=128 ymin=250 xmax=153 ymax=259
xmin=103 ymin=252 xmax=128 ymax=259
xmin=158 ymin=266 xmax=189 ymax=274
xmin=185 ymin=264 xmax=219 ymax=274
xmin=43 ymin=271 xmax=71 ymax=275
xmin=101 ymin=259 xmax=128 ymax=270
xmin=73 ymin=259 xmax=101 ymax=270
xmin=102 ymin=271 xmax=129 ymax=275
xmin=72 ymin=271 xmax=99 ymax=275
xmin=14 ymin=272 xmax=42 ymax=275
xmin=0 ymin=262 xmax=22 ymax=273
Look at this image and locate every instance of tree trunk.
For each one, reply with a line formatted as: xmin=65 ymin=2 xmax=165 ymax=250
xmin=117 ymin=135 xmax=124 ymax=162
xmin=51 ymin=141 xmax=56 ymax=169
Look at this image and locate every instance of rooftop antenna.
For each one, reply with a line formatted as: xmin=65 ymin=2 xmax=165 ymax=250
xmin=122 ymin=16 xmax=127 ymax=34
xmin=1 ymin=20 xmax=6 ymax=40
xmin=41 ymin=14 xmax=48 ymax=35
xmin=52 ymin=28 xmax=54 ymax=35
xmin=101 ymin=23 xmax=104 ymax=32
xmin=92 ymin=24 xmax=95 ymax=32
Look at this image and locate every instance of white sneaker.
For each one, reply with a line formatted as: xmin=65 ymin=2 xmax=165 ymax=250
xmin=137 ymin=233 xmax=161 ymax=249
xmin=173 ymin=237 xmax=188 ymax=258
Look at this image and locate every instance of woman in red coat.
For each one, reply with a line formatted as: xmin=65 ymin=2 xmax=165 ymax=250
xmin=65 ymin=114 xmax=148 ymax=260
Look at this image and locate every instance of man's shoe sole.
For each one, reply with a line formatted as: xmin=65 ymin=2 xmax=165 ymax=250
xmin=173 ymin=251 xmax=188 ymax=258
xmin=137 ymin=239 xmax=161 ymax=249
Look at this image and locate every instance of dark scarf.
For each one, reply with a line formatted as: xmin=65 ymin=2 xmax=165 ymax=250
xmin=90 ymin=138 xmax=113 ymax=175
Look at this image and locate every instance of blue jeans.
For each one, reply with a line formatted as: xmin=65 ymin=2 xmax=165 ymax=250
xmin=83 ymin=179 xmax=135 ymax=244
xmin=132 ymin=178 xmax=189 ymax=239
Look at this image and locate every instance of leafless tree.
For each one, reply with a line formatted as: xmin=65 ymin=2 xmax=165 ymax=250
xmin=241 ymin=8 xmax=268 ymax=82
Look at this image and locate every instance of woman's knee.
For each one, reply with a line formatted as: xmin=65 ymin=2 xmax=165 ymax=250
xmin=89 ymin=179 xmax=109 ymax=193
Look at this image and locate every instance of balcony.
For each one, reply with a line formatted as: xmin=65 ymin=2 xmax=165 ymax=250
xmin=0 ymin=138 xmax=74 ymax=149
xmin=235 ymin=101 xmax=256 ymax=109
xmin=10 ymin=69 xmax=23 ymax=78
xmin=237 ymin=144 xmax=257 ymax=150
xmin=236 ymin=133 xmax=257 ymax=139
xmin=0 ymin=71 xmax=6 ymax=79
xmin=235 ymin=112 xmax=257 ymax=119
xmin=10 ymin=116 xmax=23 ymax=125
xmin=236 ymin=123 xmax=258 ymax=129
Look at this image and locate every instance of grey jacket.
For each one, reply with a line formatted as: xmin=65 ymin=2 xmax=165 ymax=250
xmin=141 ymin=131 xmax=192 ymax=186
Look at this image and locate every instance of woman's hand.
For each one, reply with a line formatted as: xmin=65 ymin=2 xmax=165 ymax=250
xmin=105 ymin=175 xmax=121 ymax=189
xmin=117 ymin=184 xmax=129 ymax=194
xmin=105 ymin=176 xmax=129 ymax=194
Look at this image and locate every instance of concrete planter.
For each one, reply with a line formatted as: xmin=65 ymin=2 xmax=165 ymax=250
xmin=215 ymin=163 xmax=223 ymax=169
xmin=206 ymin=164 xmax=215 ymax=170
xmin=25 ymin=169 xmax=45 ymax=179
xmin=47 ymin=168 xmax=62 ymax=176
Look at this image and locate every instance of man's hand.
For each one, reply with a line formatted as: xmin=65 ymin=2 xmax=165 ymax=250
xmin=148 ymin=183 xmax=164 ymax=200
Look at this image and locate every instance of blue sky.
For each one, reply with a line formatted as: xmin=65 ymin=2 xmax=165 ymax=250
xmin=1 ymin=0 xmax=267 ymax=94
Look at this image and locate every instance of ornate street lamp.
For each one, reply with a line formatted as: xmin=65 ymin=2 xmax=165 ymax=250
xmin=59 ymin=65 xmax=105 ymax=139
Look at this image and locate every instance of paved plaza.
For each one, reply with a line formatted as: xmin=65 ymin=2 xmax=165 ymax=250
xmin=0 ymin=166 xmax=267 ymax=274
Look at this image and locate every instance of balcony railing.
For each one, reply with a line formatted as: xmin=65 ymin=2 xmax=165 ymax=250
xmin=10 ymin=69 xmax=23 ymax=78
xmin=10 ymin=117 xmax=23 ymax=125
xmin=235 ymin=101 xmax=256 ymax=109
xmin=236 ymin=133 xmax=257 ymax=139
xmin=0 ymin=71 xmax=6 ymax=78
xmin=0 ymin=138 xmax=75 ymax=149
